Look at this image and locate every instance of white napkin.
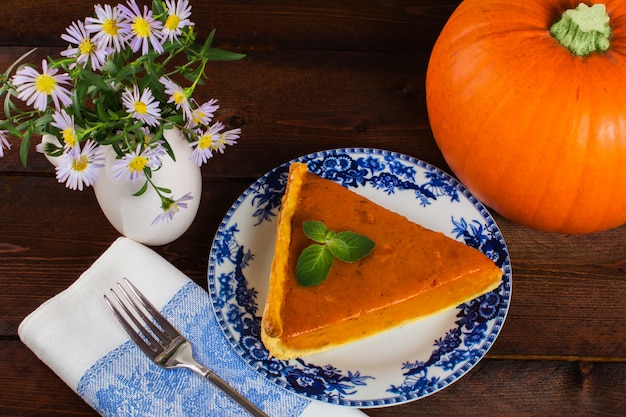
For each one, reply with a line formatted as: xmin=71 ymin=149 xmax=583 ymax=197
xmin=19 ymin=237 xmax=367 ymax=417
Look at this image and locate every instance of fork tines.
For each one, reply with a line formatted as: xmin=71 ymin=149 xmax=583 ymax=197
xmin=104 ymin=278 xmax=178 ymax=358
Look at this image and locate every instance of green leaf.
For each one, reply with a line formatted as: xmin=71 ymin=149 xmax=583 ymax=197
xmin=201 ymin=48 xmax=246 ymax=61
xmin=199 ymin=29 xmax=216 ymax=57
xmin=100 ymin=131 xmax=124 ymax=146
xmin=331 ymin=231 xmax=376 ymax=262
xmin=152 ymin=0 xmax=164 ymax=15
xmin=326 ymin=237 xmax=351 ymax=261
xmin=4 ymin=121 xmax=22 ymax=138
xmin=4 ymin=92 xmax=14 ymax=118
xmin=15 ymin=120 xmax=32 ymax=132
xmin=33 ymin=114 xmax=53 ymax=130
xmin=95 ymin=99 xmax=109 ymax=122
xmin=302 ymin=220 xmax=328 ymax=243
xmin=160 ymin=137 xmax=175 ymax=161
xmin=132 ymin=180 xmax=149 ymax=197
xmin=103 ymin=58 xmax=118 ymax=74
xmin=19 ymin=131 xmax=31 ymax=167
xmin=296 ymin=220 xmax=376 ymax=286
xmin=156 ymin=186 xmax=172 ymax=194
xmin=194 ymin=31 xmax=245 ymax=61
xmin=71 ymin=89 xmax=86 ymax=127
xmin=4 ymin=48 xmax=37 ymax=77
xmin=78 ymin=68 xmax=111 ymax=91
xmin=113 ymin=64 xmax=136 ymax=85
xmin=295 ymin=244 xmax=334 ymax=287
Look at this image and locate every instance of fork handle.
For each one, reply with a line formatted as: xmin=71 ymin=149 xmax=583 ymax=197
xmin=201 ymin=369 xmax=271 ymax=417
xmin=171 ymin=343 xmax=270 ymax=416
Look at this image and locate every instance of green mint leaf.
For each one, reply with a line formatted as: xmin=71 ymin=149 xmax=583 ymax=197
xmin=302 ymin=220 xmax=328 ymax=243
xmin=326 ymin=237 xmax=350 ymax=260
xmin=297 ymin=221 xmax=376 ymax=287
xmin=333 ymin=231 xmax=376 ymax=262
xmin=295 ymin=244 xmax=334 ymax=287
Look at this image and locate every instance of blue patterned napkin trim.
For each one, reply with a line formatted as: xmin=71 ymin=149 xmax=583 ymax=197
xmin=76 ymin=281 xmax=309 ymax=416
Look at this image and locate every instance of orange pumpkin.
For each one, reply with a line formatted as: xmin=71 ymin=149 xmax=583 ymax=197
xmin=426 ymin=0 xmax=626 ymax=234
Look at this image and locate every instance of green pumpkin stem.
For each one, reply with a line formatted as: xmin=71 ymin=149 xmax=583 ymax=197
xmin=550 ymin=3 xmax=611 ymax=56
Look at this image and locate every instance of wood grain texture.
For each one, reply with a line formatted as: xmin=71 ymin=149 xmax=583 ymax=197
xmin=1 ymin=0 xmax=625 ymax=415
xmin=1 ymin=340 xmax=624 ymax=416
xmin=0 ymin=0 xmax=457 ymax=51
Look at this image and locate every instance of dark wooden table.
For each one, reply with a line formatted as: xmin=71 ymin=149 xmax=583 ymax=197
xmin=1 ymin=1 xmax=625 ymax=416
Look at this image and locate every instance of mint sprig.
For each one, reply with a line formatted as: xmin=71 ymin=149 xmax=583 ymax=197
xmin=295 ymin=220 xmax=375 ymax=287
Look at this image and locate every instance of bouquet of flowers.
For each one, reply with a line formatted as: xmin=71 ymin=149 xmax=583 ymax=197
xmin=0 ymin=0 xmax=244 ymax=224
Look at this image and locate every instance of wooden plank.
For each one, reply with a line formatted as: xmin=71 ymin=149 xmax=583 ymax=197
xmin=1 ymin=1 xmax=623 ymax=416
xmin=364 ymin=360 xmax=626 ymax=416
xmin=1 ymin=340 xmax=624 ymax=416
xmin=0 ymin=0 xmax=460 ymax=51
xmin=0 ymin=340 xmax=96 ymax=417
xmin=493 ymin=220 xmax=626 ymax=358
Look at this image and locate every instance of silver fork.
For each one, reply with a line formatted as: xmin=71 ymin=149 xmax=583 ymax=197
xmin=104 ymin=278 xmax=270 ymax=417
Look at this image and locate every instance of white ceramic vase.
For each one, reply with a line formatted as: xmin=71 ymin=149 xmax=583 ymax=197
xmin=43 ymin=128 xmax=202 ymax=246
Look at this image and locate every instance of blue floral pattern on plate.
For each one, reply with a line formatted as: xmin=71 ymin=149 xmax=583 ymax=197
xmin=208 ymin=148 xmax=512 ymax=407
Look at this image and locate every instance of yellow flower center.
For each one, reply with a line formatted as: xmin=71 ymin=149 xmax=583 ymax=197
xmin=34 ymin=74 xmax=57 ymax=94
xmin=173 ymin=90 xmax=185 ymax=105
xmin=79 ymin=38 xmax=96 ymax=55
xmin=134 ymin=101 xmax=147 ymax=115
xmin=192 ymin=111 xmax=205 ymax=124
xmin=215 ymin=135 xmax=226 ymax=148
xmin=198 ymin=134 xmax=212 ymax=150
xmin=62 ymin=128 xmax=78 ymax=147
xmin=72 ymin=155 xmax=89 ymax=172
xmin=132 ymin=17 xmax=150 ymax=38
xmin=165 ymin=15 xmax=181 ymax=31
xmin=102 ymin=19 xmax=119 ymax=36
xmin=129 ymin=155 xmax=149 ymax=172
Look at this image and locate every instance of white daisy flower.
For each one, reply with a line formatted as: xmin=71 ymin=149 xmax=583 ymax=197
xmin=188 ymin=122 xmax=224 ymax=166
xmin=12 ymin=60 xmax=73 ymax=112
xmin=161 ymin=0 xmax=194 ymax=43
xmin=61 ymin=20 xmax=110 ymax=71
xmin=55 ymin=140 xmax=104 ymax=191
xmin=111 ymin=143 xmax=164 ymax=181
xmin=85 ymin=4 xmax=128 ymax=52
xmin=0 ymin=130 xmax=10 ymax=158
xmin=159 ymin=76 xmax=191 ymax=120
xmin=51 ymin=109 xmax=79 ymax=149
xmin=119 ymin=0 xmax=164 ymax=55
xmin=121 ymin=85 xmax=161 ymax=126
xmin=152 ymin=192 xmax=193 ymax=225
xmin=186 ymin=98 xmax=219 ymax=128
xmin=214 ymin=127 xmax=241 ymax=154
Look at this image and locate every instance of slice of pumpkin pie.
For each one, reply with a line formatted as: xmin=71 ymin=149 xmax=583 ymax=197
xmin=261 ymin=162 xmax=502 ymax=360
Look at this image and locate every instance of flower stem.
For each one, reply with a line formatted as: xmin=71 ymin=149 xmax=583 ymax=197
xmin=142 ymin=170 xmax=174 ymax=209
xmin=189 ymin=59 xmax=208 ymax=92
xmin=550 ymin=3 xmax=611 ymax=56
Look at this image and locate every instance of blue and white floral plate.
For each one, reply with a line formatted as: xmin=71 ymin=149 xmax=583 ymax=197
xmin=208 ymin=148 xmax=512 ymax=408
